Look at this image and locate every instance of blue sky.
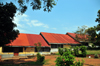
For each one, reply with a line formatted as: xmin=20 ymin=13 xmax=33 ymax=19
xmin=1 ymin=0 xmax=100 ymax=34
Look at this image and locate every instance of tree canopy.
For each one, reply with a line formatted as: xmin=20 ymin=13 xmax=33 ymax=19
xmin=74 ymin=25 xmax=89 ymax=42
xmin=95 ymin=10 xmax=100 ymax=46
xmin=86 ymin=26 xmax=97 ymax=43
xmin=0 ymin=2 xmax=19 ymax=46
xmin=0 ymin=0 xmax=57 ymax=46
xmin=95 ymin=10 xmax=100 ymax=24
xmin=16 ymin=0 xmax=57 ymax=13
xmin=75 ymin=10 xmax=100 ymax=46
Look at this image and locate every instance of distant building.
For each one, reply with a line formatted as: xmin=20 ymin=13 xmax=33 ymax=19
xmin=40 ymin=32 xmax=80 ymax=53
xmin=66 ymin=32 xmax=89 ymax=46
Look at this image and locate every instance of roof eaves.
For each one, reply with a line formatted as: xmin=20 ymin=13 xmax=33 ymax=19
xmin=49 ymin=43 xmax=69 ymax=44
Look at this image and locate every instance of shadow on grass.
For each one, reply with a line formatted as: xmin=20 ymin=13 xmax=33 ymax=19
xmin=75 ymin=54 xmax=87 ymax=58
xmin=0 ymin=59 xmax=50 ymax=66
xmin=0 ymin=60 xmax=44 ymax=66
xmin=21 ymin=60 xmax=44 ymax=66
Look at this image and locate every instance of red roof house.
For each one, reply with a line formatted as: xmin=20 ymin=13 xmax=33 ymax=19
xmin=40 ymin=32 xmax=80 ymax=44
xmin=6 ymin=33 xmax=50 ymax=47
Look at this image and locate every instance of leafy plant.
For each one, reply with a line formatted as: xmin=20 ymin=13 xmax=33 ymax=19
xmin=34 ymin=42 xmax=41 ymax=52
xmin=55 ymin=57 xmax=65 ymax=66
xmin=56 ymin=48 xmax=84 ymax=66
xmin=80 ymin=46 xmax=87 ymax=57
xmin=58 ymin=47 xmax=63 ymax=56
xmin=74 ymin=46 xmax=79 ymax=56
xmin=94 ymin=54 xmax=99 ymax=58
xmin=74 ymin=59 xmax=84 ymax=66
xmin=37 ymin=53 xmax=45 ymax=62
xmin=62 ymin=51 xmax=75 ymax=66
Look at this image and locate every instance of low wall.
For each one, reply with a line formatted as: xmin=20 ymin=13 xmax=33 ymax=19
xmin=1 ymin=54 xmax=14 ymax=58
xmin=50 ymin=48 xmax=58 ymax=53
xmin=1 ymin=52 xmax=51 ymax=58
xmin=34 ymin=52 xmax=51 ymax=55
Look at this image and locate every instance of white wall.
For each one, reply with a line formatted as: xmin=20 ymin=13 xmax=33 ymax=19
xmin=50 ymin=48 xmax=58 ymax=53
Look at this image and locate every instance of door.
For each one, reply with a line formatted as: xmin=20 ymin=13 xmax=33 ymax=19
xmin=14 ymin=47 xmax=19 ymax=56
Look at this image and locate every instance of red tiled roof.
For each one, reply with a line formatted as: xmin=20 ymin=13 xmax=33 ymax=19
xmin=40 ymin=32 xmax=80 ymax=44
xmin=6 ymin=33 xmax=30 ymax=46
xmin=6 ymin=33 xmax=50 ymax=47
xmin=67 ymin=32 xmax=78 ymax=38
xmin=26 ymin=34 xmax=50 ymax=47
xmin=66 ymin=32 xmax=89 ymax=41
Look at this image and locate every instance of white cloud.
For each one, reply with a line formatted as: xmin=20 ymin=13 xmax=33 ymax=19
xmin=13 ymin=12 xmax=29 ymax=32
xmin=28 ymin=20 xmax=49 ymax=28
xmin=14 ymin=28 xmax=26 ymax=33
xmin=13 ymin=13 xmax=29 ymax=27
xmin=19 ymin=29 xmax=26 ymax=32
xmin=31 ymin=20 xmax=44 ymax=26
xmin=43 ymin=25 xmax=49 ymax=28
xmin=13 ymin=12 xmax=50 ymax=33
xmin=52 ymin=28 xmax=57 ymax=30
xmin=27 ymin=23 xmax=32 ymax=27
xmin=24 ymin=18 xmax=29 ymax=22
xmin=22 ymin=14 xmax=28 ymax=17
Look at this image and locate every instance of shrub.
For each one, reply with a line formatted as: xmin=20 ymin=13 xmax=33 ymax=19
xmin=64 ymin=48 xmax=68 ymax=52
xmin=56 ymin=48 xmax=84 ymax=66
xmin=62 ymin=51 xmax=75 ymax=66
xmin=55 ymin=57 xmax=65 ymax=66
xmin=58 ymin=47 xmax=63 ymax=56
xmin=56 ymin=49 xmax=75 ymax=66
xmin=74 ymin=46 xmax=79 ymax=56
xmin=37 ymin=53 xmax=45 ymax=62
xmin=80 ymin=46 xmax=87 ymax=57
xmin=74 ymin=59 xmax=84 ymax=66
xmin=92 ymin=44 xmax=95 ymax=48
xmin=94 ymin=54 xmax=99 ymax=58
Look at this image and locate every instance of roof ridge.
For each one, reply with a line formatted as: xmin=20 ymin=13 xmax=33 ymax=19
xmin=40 ymin=32 xmax=66 ymax=35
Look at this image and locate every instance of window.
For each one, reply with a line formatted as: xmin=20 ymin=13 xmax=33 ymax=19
xmin=61 ymin=45 xmax=63 ymax=48
xmin=3 ymin=47 xmax=23 ymax=52
xmin=58 ymin=44 xmax=61 ymax=48
xmin=3 ymin=47 xmax=14 ymax=52
xmin=51 ymin=44 xmax=57 ymax=48
xmin=44 ymin=47 xmax=50 ymax=52
xmin=19 ymin=47 xmax=23 ymax=52
xmin=35 ymin=47 xmax=50 ymax=52
xmin=51 ymin=44 xmax=63 ymax=48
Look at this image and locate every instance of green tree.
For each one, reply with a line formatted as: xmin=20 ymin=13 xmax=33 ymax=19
xmin=86 ymin=26 xmax=97 ymax=43
xmin=95 ymin=10 xmax=100 ymax=46
xmin=0 ymin=2 xmax=19 ymax=46
xmin=34 ymin=42 xmax=41 ymax=52
xmin=8 ymin=0 xmax=57 ymax=13
xmin=95 ymin=10 xmax=100 ymax=24
xmin=74 ymin=25 xmax=89 ymax=42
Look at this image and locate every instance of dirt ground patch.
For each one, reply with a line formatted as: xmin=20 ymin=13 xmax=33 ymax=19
xmin=0 ymin=55 xmax=100 ymax=66
xmin=44 ymin=55 xmax=100 ymax=66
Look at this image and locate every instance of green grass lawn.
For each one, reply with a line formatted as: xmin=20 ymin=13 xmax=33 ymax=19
xmin=55 ymin=50 xmax=100 ymax=55
xmin=79 ymin=50 xmax=100 ymax=55
xmin=86 ymin=50 xmax=100 ymax=54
